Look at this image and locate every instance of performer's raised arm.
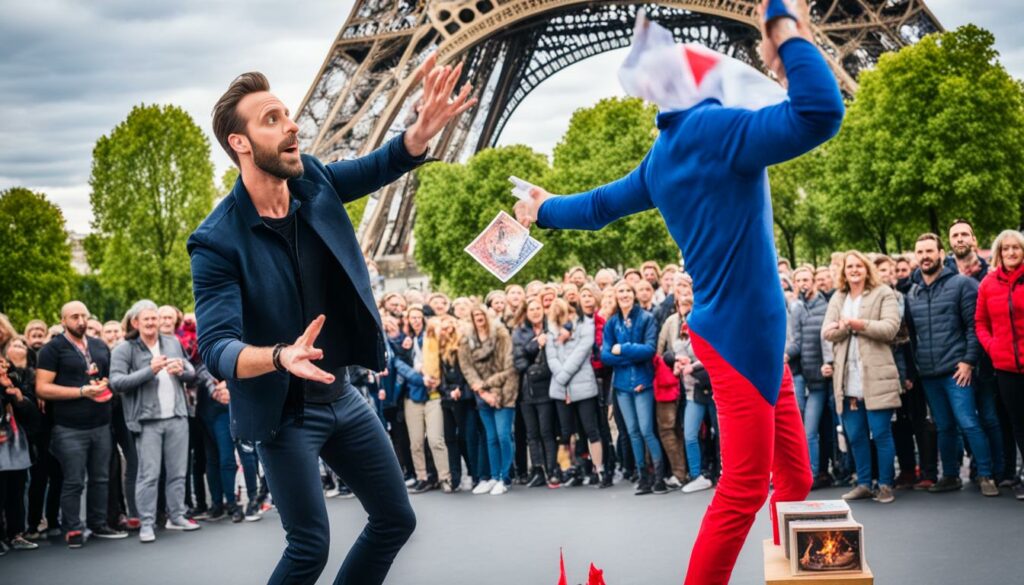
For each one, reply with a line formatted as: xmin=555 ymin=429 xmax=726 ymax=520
xmin=711 ymin=2 xmax=845 ymax=174
xmin=515 ymin=154 xmax=653 ymax=230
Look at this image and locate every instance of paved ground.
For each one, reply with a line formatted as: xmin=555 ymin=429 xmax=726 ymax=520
xmin=3 ymin=481 xmax=1022 ymax=584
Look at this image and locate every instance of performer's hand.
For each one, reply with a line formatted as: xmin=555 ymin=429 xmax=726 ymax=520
xmin=514 ymin=186 xmax=552 ymax=229
xmin=757 ymin=0 xmax=811 ymax=83
xmin=280 ymin=315 xmax=336 ymax=385
xmin=404 ymin=53 xmax=478 ymax=157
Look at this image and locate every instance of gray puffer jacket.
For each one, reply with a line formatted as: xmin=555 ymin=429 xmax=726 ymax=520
xmin=786 ymin=292 xmax=829 ymax=385
xmin=545 ymin=317 xmax=598 ymax=402
xmin=110 ymin=335 xmax=196 ymax=432
xmin=905 ymin=266 xmax=980 ymax=377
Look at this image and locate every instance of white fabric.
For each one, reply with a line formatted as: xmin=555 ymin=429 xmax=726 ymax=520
xmin=147 ymin=341 xmax=176 ymax=419
xmin=841 ymin=294 xmax=864 ymax=399
xmin=617 ymin=10 xmax=787 ymax=113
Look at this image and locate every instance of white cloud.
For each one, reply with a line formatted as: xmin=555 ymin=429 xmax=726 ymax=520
xmin=1 ymin=0 xmax=1022 ymax=232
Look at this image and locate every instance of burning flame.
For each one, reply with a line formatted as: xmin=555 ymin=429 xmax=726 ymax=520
xmin=800 ymin=531 xmax=857 ymax=571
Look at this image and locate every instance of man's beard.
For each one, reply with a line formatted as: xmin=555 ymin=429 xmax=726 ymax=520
xmin=252 ymin=135 xmax=303 ymax=180
xmin=65 ymin=323 xmax=87 ymax=339
xmin=952 ymin=245 xmax=973 ymax=260
xmin=921 ymin=261 xmax=941 ymax=276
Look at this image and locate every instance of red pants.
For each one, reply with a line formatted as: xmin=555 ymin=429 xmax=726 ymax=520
xmin=683 ymin=333 xmax=811 ymax=585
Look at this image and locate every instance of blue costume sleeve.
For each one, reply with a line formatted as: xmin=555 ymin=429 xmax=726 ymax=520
xmin=537 ymin=154 xmax=654 ymax=230
xmin=705 ymin=38 xmax=845 ymax=175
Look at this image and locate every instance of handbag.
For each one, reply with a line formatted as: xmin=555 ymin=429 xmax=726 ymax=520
xmin=525 ymin=347 xmax=551 ymax=400
xmin=692 ymin=367 xmax=713 ymax=405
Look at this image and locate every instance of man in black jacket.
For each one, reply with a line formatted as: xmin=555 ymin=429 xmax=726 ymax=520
xmin=906 ymin=234 xmax=998 ymax=497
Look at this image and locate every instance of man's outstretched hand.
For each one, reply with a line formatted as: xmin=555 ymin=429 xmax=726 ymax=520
xmin=404 ymin=53 xmax=479 ymax=157
xmin=514 ymin=186 xmax=553 ymax=229
xmin=280 ymin=315 xmax=335 ymax=385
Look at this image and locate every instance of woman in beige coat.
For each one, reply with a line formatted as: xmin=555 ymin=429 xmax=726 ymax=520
xmin=458 ymin=302 xmax=518 ymax=495
xmin=823 ymin=250 xmax=901 ymax=504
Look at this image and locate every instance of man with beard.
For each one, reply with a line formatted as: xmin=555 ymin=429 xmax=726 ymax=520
xmin=945 ymin=219 xmax=990 ymax=282
xmin=189 ymin=57 xmax=475 ymax=585
xmin=944 ymin=220 xmax=1015 ymax=484
xmin=35 ymin=301 xmax=127 ymax=547
xmin=906 ymin=234 xmax=999 ymax=497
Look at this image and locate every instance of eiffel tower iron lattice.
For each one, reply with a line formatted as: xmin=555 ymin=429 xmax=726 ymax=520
xmin=294 ymin=0 xmax=941 ymax=271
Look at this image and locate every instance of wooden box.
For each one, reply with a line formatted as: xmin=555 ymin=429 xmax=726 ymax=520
xmin=776 ymin=500 xmax=851 ymax=558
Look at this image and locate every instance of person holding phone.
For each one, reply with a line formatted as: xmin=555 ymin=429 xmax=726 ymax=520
xmin=110 ymin=300 xmax=199 ymax=543
xmin=36 ymin=301 xmax=127 ymax=547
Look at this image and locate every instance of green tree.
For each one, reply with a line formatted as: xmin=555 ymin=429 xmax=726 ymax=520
xmin=824 ymin=25 xmax=1024 ymax=249
xmin=769 ymin=152 xmax=827 ymax=265
xmin=544 ymin=97 xmax=678 ymax=269
xmin=89 ymin=104 xmax=216 ymax=310
xmin=415 ymin=146 xmax=550 ymax=294
xmin=0 ymin=188 xmax=74 ymax=327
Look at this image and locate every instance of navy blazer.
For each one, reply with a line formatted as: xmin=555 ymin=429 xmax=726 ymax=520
xmin=188 ymin=134 xmax=425 ymax=442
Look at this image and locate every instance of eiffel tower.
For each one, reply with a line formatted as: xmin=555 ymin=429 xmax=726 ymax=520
xmin=294 ymin=0 xmax=942 ymax=274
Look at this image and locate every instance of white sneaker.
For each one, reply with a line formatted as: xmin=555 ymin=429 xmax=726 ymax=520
xmin=404 ymin=477 xmax=417 ymax=488
xmin=472 ymin=479 xmax=497 ymax=495
xmin=489 ymin=481 xmax=509 ymax=496
xmin=682 ymin=475 xmax=713 ymax=494
xmin=139 ymin=525 xmax=156 ymax=543
xmin=665 ymin=475 xmax=684 ymax=490
xmin=459 ymin=476 xmax=475 ymax=492
xmin=165 ymin=517 xmax=201 ymax=531
xmin=325 ymin=488 xmax=342 ymax=498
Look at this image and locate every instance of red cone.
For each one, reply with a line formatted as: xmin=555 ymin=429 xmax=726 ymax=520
xmin=587 ymin=563 xmax=606 ymax=585
xmin=558 ymin=549 xmax=567 ymax=585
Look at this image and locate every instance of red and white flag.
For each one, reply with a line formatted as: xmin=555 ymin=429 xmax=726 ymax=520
xmin=618 ymin=11 xmax=787 ymax=112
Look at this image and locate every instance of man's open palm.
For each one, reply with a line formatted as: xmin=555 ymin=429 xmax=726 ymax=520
xmin=281 ymin=315 xmax=335 ymax=385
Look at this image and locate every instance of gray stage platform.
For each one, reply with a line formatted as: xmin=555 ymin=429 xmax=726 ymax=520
xmin=3 ymin=482 xmax=1021 ymax=584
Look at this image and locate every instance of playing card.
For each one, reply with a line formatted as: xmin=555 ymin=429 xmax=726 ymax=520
xmin=465 ymin=211 xmax=543 ymax=282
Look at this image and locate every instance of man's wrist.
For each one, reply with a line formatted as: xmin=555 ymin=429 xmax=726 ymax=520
xmin=768 ymin=17 xmax=800 ymax=46
xmin=272 ymin=344 xmax=288 ymax=373
xmin=403 ymin=126 xmax=429 ymax=158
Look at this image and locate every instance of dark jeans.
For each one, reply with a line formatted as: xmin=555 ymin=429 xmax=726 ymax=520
xmin=513 ymin=401 xmax=529 ymax=478
xmin=555 ymin=397 xmax=601 ymax=444
xmin=921 ymin=376 xmax=993 ymax=478
xmin=257 ymin=388 xmax=415 ymax=585
xmin=108 ymin=400 xmax=139 ymax=522
xmin=610 ymin=390 xmax=635 ymax=474
xmin=186 ymin=415 xmax=207 ymax=510
xmin=200 ymin=404 xmax=237 ymax=508
xmin=996 ymin=371 xmax=1024 ymax=477
xmin=441 ymin=399 xmax=481 ymax=485
xmin=50 ymin=424 xmax=112 ymax=533
xmin=27 ymin=426 xmax=62 ymax=531
xmin=519 ymin=400 xmax=557 ymax=473
xmin=595 ymin=371 xmax=615 ymax=474
xmin=0 ymin=469 xmax=29 ymax=538
xmin=383 ymin=406 xmax=413 ymax=480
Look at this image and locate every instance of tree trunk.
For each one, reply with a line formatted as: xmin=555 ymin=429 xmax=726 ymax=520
xmin=928 ymin=206 xmax=940 ymax=236
xmin=786 ymin=233 xmax=798 ymax=267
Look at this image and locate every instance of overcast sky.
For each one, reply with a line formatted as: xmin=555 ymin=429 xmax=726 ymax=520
xmin=1 ymin=0 xmax=1021 ymax=233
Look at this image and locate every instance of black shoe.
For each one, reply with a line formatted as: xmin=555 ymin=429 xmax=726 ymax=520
xmin=651 ymin=479 xmax=668 ymax=495
xmin=515 ymin=473 xmax=530 ymax=486
xmin=337 ymin=485 xmax=355 ymax=499
xmin=811 ymin=474 xmax=833 ymax=491
xmin=66 ymin=531 xmax=85 ymax=549
xmin=206 ymin=505 xmax=226 ymax=522
xmin=547 ymin=469 xmax=562 ymax=488
xmin=410 ymin=480 xmax=436 ymax=494
xmin=231 ymin=506 xmax=244 ymax=523
xmin=244 ymin=501 xmax=262 ymax=522
xmin=635 ymin=478 xmax=653 ymax=495
xmin=929 ymin=476 xmax=963 ymax=493
xmin=186 ymin=506 xmax=209 ymax=521
xmin=564 ymin=468 xmax=583 ymax=488
xmin=89 ymin=525 xmax=128 ymax=539
xmin=1014 ymin=483 xmax=1024 ymax=500
xmin=599 ymin=472 xmax=613 ymax=489
xmin=526 ymin=470 xmax=546 ymax=488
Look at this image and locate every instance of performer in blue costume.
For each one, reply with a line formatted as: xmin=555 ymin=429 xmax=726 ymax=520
xmin=515 ymin=2 xmax=844 ymax=583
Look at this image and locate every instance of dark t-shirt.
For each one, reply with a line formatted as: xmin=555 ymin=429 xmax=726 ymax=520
xmin=36 ymin=335 xmax=112 ymax=429
xmin=262 ymin=210 xmax=345 ymax=405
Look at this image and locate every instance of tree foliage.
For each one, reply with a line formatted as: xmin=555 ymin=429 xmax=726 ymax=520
xmin=415 ymin=98 xmax=680 ymax=292
xmin=822 ymin=25 xmax=1024 ymax=252
xmin=0 ymin=188 xmax=74 ymax=328
xmin=89 ymin=104 xmax=216 ymax=310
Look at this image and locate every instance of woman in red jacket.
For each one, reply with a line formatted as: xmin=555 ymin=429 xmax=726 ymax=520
xmin=976 ymin=229 xmax=1024 ymax=500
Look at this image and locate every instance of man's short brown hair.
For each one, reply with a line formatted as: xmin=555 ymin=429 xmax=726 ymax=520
xmin=916 ymin=233 xmax=944 ymax=250
xmin=212 ymin=72 xmax=270 ymax=166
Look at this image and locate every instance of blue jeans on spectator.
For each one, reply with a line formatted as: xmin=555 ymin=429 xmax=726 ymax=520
xmin=921 ymin=376 xmax=993 ymax=478
xmin=201 ymin=405 xmax=237 ymax=509
xmin=257 ymin=387 xmax=415 ymax=585
xmin=616 ymin=387 xmax=663 ymax=471
xmin=795 ymin=380 xmax=828 ymax=477
xmin=841 ymin=401 xmax=895 ymax=487
xmin=683 ymin=398 xmax=717 ymax=478
xmin=478 ymin=406 xmax=515 ymax=483
xmin=974 ymin=375 xmax=1005 ymax=480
